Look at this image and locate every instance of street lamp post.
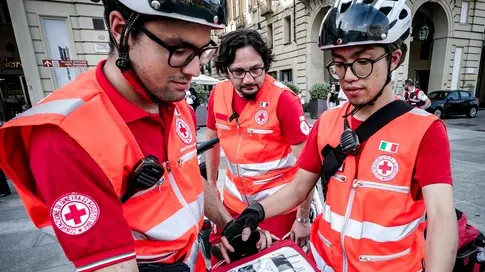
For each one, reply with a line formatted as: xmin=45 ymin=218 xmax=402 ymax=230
xmin=418 ymin=25 xmax=430 ymax=41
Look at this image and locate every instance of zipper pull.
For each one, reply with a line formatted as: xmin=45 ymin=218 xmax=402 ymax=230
xmin=165 ymin=161 xmax=172 ymax=173
xmin=352 ymin=179 xmax=360 ymax=188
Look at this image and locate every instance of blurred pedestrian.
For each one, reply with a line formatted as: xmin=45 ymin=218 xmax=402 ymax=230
xmin=326 ymin=84 xmax=338 ymax=109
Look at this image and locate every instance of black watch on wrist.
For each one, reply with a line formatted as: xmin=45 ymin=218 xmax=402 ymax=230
xmin=247 ymin=202 xmax=265 ymax=223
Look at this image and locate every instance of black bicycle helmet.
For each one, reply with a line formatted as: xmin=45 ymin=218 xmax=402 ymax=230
xmin=319 ymin=0 xmax=411 ymax=49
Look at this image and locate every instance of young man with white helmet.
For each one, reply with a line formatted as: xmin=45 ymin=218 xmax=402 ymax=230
xmin=0 ymin=0 xmax=269 ymax=271
xmin=222 ymin=0 xmax=458 ymax=271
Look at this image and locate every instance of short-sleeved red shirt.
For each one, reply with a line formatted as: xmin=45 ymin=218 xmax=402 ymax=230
xmin=298 ymin=115 xmax=452 ymax=197
xmin=206 ymin=88 xmax=308 ymax=145
xmin=28 ymin=60 xmax=196 ymax=271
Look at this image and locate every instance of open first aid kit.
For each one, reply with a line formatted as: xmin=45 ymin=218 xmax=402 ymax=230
xmin=212 ymin=240 xmax=319 ymax=272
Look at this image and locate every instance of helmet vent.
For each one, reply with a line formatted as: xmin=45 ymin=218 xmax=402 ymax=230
xmin=340 ymin=2 xmax=351 ymax=13
xmin=389 ymin=19 xmax=397 ymax=29
xmin=363 ymin=0 xmax=374 ymax=5
xmin=399 ymin=9 xmax=408 ymax=19
xmin=379 ymin=7 xmax=392 ymax=16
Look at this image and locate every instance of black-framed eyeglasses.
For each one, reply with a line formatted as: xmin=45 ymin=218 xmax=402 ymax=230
xmin=325 ymin=52 xmax=389 ymax=80
xmin=140 ymin=26 xmax=218 ymax=68
xmin=228 ymin=67 xmax=264 ymax=79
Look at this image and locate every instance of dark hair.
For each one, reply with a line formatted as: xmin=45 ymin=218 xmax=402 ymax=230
xmin=404 ymin=78 xmax=414 ymax=86
xmin=100 ymin=0 xmax=151 ymax=53
xmin=388 ymin=30 xmax=409 ymax=67
xmin=214 ymin=29 xmax=274 ymax=75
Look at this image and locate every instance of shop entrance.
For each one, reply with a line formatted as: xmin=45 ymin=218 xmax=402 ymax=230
xmin=0 ymin=0 xmax=31 ymax=121
xmin=0 ymin=74 xmax=30 ymax=120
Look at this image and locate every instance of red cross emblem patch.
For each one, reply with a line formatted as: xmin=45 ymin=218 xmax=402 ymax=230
xmin=175 ymin=118 xmax=193 ymax=144
xmin=50 ymin=193 xmax=100 ymax=235
xmin=254 ymin=109 xmax=269 ymax=125
xmin=371 ymin=155 xmax=399 ymax=181
xmin=300 ymin=121 xmax=310 ymax=136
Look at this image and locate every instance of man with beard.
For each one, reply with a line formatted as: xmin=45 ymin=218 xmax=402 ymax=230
xmin=222 ymin=0 xmax=458 ymax=270
xmin=204 ymin=29 xmax=313 ymax=264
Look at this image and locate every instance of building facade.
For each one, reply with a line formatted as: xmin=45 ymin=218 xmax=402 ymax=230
xmin=223 ymin=0 xmax=485 ymax=105
xmin=1 ymin=0 xmax=485 ymax=121
xmin=1 ymin=0 xmax=108 ymax=121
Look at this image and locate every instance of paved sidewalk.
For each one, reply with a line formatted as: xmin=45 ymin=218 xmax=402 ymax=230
xmin=0 ymin=114 xmax=484 ymax=272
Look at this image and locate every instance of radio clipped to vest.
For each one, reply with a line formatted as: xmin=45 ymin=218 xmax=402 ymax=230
xmin=121 ymin=155 xmax=165 ymax=203
xmin=340 ymin=118 xmax=361 ymax=155
xmin=320 ymin=101 xmax=413 ymax=199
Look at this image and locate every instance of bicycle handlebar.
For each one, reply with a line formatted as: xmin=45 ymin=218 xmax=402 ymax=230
xmin=197 ymin=138 xmax=220 ymax=155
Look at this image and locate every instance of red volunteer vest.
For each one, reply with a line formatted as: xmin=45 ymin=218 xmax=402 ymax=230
xmin=212 ymin=75 xmax=299 ymax=214
xmin=0 ymin=70 xmax=206 ymax=271
xmin=309 ymin=102 xmax=440 ymax=272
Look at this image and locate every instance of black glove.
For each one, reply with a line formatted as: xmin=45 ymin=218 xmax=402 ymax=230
xmin=217 ymin=202 xmax=265 ymax=262
xmin=222 ymin=202 xmax=265 ymax=242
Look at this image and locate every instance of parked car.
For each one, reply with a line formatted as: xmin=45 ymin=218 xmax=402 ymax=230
xmin=426 ymin=90 xmax=479 ymax=118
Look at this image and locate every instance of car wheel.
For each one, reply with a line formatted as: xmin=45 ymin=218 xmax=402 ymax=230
xmin=467 ymin=107 xmax=478 ymax=118
xmin=433 ymin=108 xmax=443 ymax=118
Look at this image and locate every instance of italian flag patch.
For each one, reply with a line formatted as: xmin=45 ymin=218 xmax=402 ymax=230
xmin=260 ymin=101 xmax=269 ymax=108
xmin=379 ymin=141 xmax=399 ymax=153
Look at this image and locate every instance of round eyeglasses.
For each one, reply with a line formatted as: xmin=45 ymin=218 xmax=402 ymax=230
xmin=326 ymin=52 xmax=388 ymax=80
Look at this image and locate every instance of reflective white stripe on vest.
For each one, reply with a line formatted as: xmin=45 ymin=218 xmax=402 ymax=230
xmin=309 ymin=242 xmax=335 ymax=272
xmin=410 ymin=108 xmax=432 ymax=116
xmin=247 ymin=128 xmax=273 ymax=134
xmin=226 ymin=153 xmax=297 ymax=177
xmin=216 ymin=123 xmax=231 ymax=130
xmin=178 ymin=149 xmax=197 ymax=165
xmin=168 ymin=173 xmax=203 ymax=234
xmin=14 ymin=98 xmax=84 ymax=119
xmin=184 ymin=239 xmax=199 ymax=269
xmin=141 ymin=193 xmax=204 ymax=241
xmin=322 ymin=205 xmax=425 ymax=243
xmin=224 ymin=175 xmax=287 ymax=203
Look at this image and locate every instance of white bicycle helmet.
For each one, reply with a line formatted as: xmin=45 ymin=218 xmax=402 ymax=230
xmin=118 ymin=0 xmax=226 ymax=29
xmin=91 ymin=0 xmax=227 ymax=29
xmin=318 ymin=0 xmax=411 ymax=50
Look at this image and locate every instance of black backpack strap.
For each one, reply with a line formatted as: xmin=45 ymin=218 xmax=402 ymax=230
xmin=320 ymin=101 xmax=413 ymax=195
xmin=354 ymin=100 xmax=413 ymax=142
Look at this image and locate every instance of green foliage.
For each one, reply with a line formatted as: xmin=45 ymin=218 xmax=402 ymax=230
xmin=190 ymin=82 xmax=210 ymax=104
xmin=283 ymin=81 xmax=300 ymax=95
xmin=309 ymin=82 xmax=331 ymax=100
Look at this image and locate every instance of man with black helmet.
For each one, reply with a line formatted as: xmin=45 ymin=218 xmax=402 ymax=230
xmin=223 ymin=0 xmax=458 ymax=271
xmin=0 ymin=0 xmax=263 ymax=271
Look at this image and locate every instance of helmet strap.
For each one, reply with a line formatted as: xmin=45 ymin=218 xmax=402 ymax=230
xmin=104 ymin=11 xmax=161 ymax=104
xmin=116 ymin=12 xmax=139 ymax=71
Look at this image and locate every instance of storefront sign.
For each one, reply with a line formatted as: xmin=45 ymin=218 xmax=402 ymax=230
xmin=94 ymin=43 xmax=110 ymax=53
xmin=0 ymin=56 xmax=22 ymax=69
xmin=43 ymin=59 xmax=88 ymax=68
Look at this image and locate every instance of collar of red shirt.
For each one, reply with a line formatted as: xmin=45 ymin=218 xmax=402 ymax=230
xmin=95 ymin=59 xmax=174 ymax=123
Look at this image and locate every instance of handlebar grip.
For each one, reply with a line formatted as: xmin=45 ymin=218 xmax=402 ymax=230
xmin=197 ymin=138 xmax=220 ymax=155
